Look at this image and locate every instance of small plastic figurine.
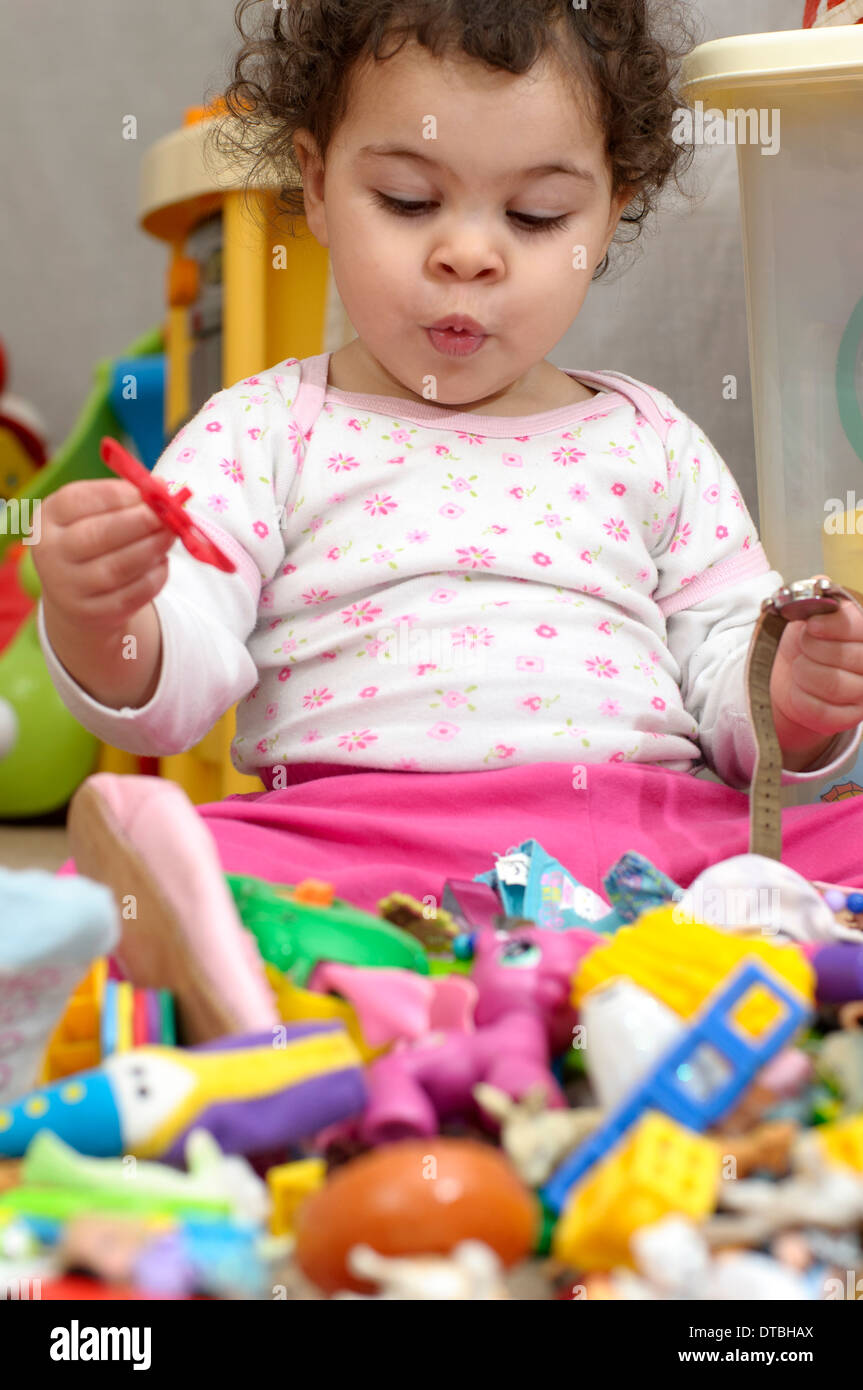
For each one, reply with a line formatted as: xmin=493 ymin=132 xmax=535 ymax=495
xmin=817 ymin=1028 xmax=863 ymax=1113
xmin=469 ymin=920 xmax=601 ymax=1052
xmin=59 ymin=1215 xmax=160 ymax=1288
xmin=707 ymin=1134 xmax=863 ymax=1247
xmin=319 ymin=922 xmax=602 ymax=1146
xmin=614 ymin=1216 xmax=812 ymax=1301
xmin=713 ymin=1120 xmax=798 ymax=1179
xmin=376 ymin=891 xmax=460 ymax=953
xmin=332 ymin=1241 xmax=510 ymax=1301
xmin=473 ymin=1082 xmax=602 ymax=1187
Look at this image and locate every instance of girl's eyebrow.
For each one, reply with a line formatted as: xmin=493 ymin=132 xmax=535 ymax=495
xmin=357 ymin=143 xmax=596 ymax=186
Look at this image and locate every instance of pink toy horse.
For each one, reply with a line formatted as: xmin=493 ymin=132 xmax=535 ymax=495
xmin=313 ymin=923 xmax=600 ymax=1146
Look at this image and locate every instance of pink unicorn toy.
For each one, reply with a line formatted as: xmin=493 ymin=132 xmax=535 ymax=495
xmin=312 ymin=922 xmax=600 ymax=1147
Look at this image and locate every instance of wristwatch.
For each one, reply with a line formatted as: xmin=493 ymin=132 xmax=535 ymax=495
xmin=745 ymin=576 xmax=863 ymax=860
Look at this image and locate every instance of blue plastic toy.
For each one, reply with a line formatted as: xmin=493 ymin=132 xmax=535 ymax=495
xmin=543 ymin=960 xmax=810 ymax=1213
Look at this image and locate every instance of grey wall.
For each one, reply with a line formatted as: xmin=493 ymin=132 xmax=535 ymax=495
xmin=0 ymin=0 xmax=803 ymax=521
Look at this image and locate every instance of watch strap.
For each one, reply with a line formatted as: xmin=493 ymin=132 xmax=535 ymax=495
xmin=746 ymin=606 xmax=788 ymax=860
xmin=746 ymin=583 xmax=863 ymax=861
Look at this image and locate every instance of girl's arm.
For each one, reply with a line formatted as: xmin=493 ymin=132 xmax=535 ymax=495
xmin=38 ymin=367 xmax=299 ymax=757
xmin=42 ymin=600 xmax=162 ymax=710
xmin=38 ymin=540 xmax=260 ymax=756
xmin=652 ymin=407 xmax=863 ymax=791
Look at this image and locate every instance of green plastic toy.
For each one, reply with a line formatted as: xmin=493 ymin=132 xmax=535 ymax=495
xmin=0 ymin=614 xmax=99 ymax=817
xmin=0 ymin=326 xmax=164 ymax=565
xmin=0 ymin=1130 xmax=254 ymax=1224
xmin=226 ymin=874 xmax=430 ymax=985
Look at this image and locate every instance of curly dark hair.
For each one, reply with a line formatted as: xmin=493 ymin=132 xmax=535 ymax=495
xmin=211 ymin=0 xmax=698 ymax=278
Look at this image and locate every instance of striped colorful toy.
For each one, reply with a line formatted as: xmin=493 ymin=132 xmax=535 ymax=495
xmin=40 ymin=960 xmax=176 ymax=1084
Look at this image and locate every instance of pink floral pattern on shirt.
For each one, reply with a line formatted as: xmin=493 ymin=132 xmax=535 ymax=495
xmin=154 ymin=358 xmax=764 ymax=780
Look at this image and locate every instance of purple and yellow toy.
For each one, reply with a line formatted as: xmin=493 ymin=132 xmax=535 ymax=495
xmin=0 ymin=1023 xmax=367 ymax=1163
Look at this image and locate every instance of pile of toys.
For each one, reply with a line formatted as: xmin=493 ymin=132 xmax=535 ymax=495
xmin=3 ymin=837 xmax=863 ymax=1301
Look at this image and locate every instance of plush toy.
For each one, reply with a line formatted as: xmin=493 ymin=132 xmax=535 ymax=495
xmin=0 ymin=1023 xmax=367 ymax=1162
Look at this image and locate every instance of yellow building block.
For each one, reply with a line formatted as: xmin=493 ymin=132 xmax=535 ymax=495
xmin=40 ymin=960 xmax=108 ymax=1083
xmin=267 ymin=1158 xmax=327 ymax=1237
xmin=574 ymin=907 xmax=813 ymax=1034
xmin=552 ymin=1111 xmax=721 ymax=1271
xmin=815 ymin=1114 xmax=863 ymax=1173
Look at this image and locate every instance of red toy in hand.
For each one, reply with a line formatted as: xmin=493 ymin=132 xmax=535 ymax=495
xmin=99 ymin=437 xmax=235 ymax=574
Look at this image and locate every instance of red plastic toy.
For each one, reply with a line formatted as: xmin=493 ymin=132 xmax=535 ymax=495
xmin=99 ymin=437 xmax=235 ymax=573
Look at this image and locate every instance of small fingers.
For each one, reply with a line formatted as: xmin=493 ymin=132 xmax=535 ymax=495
xmin=67 ymin=561 xmax=171 ymax=631
xmin=44 ymin=479 xmax=144 ymax=524
xmin=75 ymin=529 xmax=176 ymax=597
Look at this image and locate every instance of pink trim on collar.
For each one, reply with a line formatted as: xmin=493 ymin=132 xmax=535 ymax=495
xmin=291 ymin=352 xmax=629 ymax=438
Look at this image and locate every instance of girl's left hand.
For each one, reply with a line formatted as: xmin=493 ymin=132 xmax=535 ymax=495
xmin=770 ymin=593 xmax=863 ymax=757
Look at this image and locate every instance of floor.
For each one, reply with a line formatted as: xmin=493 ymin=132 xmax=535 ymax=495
xmin=0 ymin=822 xmax=70 ymax=871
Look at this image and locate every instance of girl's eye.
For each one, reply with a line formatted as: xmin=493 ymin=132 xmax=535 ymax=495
xmin=508 ymin=211 xmax=571 ymax=236
xmin=372 ymin=192 xmax=436 ymax=217
xmin=372 ymin=193 xmax=570 ymax=236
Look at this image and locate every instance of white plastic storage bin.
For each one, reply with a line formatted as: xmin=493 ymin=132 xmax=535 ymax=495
xmin=682 ymin=28 xmax=863 ymax=587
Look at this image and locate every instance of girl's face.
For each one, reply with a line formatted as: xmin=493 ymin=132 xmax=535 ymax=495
xmin=295 ymin=40 xmax=629 ymax=409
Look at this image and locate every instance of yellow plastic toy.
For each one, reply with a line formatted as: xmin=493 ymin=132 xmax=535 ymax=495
xmin=815 ymin=1115 xmax=863 ymax=1174
xmin=552 ymin=1111 xmax=721 ymax=1270
xmin=573 ymin=907 xmax=814 ymax=1034
xmin=264 ymin=966 xmax=386 ymax=1065
xmin=40 ymin=962 xmax=176 ymax=1084
xmin=131 ymin=99 xmax=353 ymax=803
xmin=40 ymin=961 xmax=108 ymax=1084
xmin=267 ymin=1158 xmax=327 ymax=1237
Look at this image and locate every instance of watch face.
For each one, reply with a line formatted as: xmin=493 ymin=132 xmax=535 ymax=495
xmin=766 ymin=578 xmax=842 ymax=620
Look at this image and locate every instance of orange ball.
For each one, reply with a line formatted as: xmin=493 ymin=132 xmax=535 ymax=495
xmin=295 ymin=1138 xmax=539 ymax=1294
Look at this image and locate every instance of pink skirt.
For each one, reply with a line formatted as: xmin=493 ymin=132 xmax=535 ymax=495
xmin=180 ymin=762 xmax=863 ymax=913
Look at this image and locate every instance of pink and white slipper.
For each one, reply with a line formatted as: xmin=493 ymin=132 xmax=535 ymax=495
xmin=67 ymin=773 xmax=278 ymax=1042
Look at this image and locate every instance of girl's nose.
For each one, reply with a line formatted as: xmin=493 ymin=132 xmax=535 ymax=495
xmin=428 ymin=236 xmax=505 ymax=282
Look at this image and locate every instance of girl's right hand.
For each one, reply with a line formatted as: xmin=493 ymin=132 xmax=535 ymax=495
xmin=33 ymin=480 xmax=175 ymax=632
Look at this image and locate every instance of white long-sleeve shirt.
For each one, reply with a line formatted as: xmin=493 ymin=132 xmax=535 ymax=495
xmin=40 ymin=353 xmax=861 ymax=791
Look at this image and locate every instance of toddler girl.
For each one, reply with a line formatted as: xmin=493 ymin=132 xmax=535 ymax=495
xmin=34 ymin=0 xmax=863 ymax=915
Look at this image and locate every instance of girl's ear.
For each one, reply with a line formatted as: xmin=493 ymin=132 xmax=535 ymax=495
xmin=293 ymin=130 xmax=329 ymax=246
xmin=599 ymin=185 xmax=635 ymax=266
xmin=613 ymin=185 xmax=636 ymax=215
